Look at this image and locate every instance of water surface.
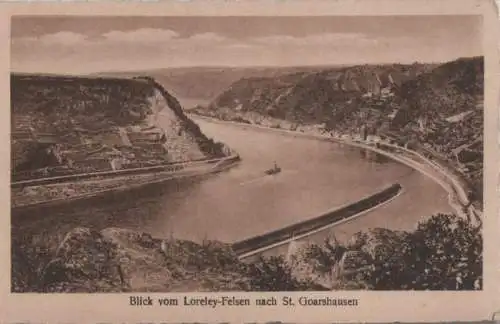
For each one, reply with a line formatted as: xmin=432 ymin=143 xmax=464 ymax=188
xmin=12 ymin=118 xmax=452 ymax=247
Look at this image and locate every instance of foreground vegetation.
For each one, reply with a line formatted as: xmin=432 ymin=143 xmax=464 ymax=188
xmin=12 ymin=213 xmax=481 ymax=292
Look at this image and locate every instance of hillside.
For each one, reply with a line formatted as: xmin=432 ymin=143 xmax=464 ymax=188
xmin=193 ymin=57 xmax=484 ymax=204
xmin=393 ymin=57 xmax=484 ymax=203
xmin=11 ymin=74 xmax=227 ymax=181
xmin=200 ymin=63 xmax=436 ymax=125
xmin=12 ymin=213 xmax=481 ymax=292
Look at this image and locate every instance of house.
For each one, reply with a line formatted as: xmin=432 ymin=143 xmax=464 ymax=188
xmin=127 ymin=129 xmax=166 ymax=144
xmin=366 ymin=135 xmax=382 ymax=143
xmin=78 ymin=129 xmax=124 ymax=147
xmin=110 ymin=157 xmax=130 ymax=171
xmin=73 ymin=157 xmax=112 ymax=172
xmin=33 ymin=133 xmax=59 ymax=145
xmin=445 ymin=111 xmax=474 ymax=123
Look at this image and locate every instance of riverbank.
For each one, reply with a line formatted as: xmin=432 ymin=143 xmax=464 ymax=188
xmin=11 ymin=153 xmax=240 ymax=211
xmin=189 ymin=114 xmax=481 ymax=225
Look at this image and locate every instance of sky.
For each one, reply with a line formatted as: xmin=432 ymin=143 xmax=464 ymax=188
xmin=11 ymin=16 xmax=483 ymax=74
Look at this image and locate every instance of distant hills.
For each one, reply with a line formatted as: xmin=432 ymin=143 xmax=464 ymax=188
xmin=95 ymin=65 xmax=348 ymax=108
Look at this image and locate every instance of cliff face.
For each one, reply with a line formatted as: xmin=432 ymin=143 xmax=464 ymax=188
xmin=11 ymin=74 xmax=226 ymax=178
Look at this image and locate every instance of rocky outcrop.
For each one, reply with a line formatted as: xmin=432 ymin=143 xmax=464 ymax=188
xmin=140 ymin=77 xmax=228 ymax=159
xmin=20 ymin=227 xmax=251 ymax=293
xmin=39 ymin=227 xmax=125 ymax=292
xmin=11 ymin=74 xmax=226 ymax=179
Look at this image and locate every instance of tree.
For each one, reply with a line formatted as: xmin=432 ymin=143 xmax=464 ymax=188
xmin=246 ymin=255 xmax=310 ymax=291
xmin=358 ymin=214 xmax=482 ymax=290
xmin=295 ymin=214 xmax=483 ymax=291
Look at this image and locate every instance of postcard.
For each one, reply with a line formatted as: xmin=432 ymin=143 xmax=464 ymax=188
xmin=1 ymin=0 xmax=499 ymax=322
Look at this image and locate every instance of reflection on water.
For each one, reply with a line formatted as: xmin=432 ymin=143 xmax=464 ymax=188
xmin=12 ymin=177 xmax=203 ymax=239
xmin=12 ymin=119 xmax=453 ymax=247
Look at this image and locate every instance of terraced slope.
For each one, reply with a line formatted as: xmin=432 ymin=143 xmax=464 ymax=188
xmin=11 ymin=74 xmax=227 ymax=181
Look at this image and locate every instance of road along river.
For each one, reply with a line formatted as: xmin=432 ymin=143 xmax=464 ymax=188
xmin=12 ymin=117 xmax=453 ymax=255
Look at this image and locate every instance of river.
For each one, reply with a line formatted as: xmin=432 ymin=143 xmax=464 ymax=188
xmin=12 ymin=117 xmax=453 ymax=252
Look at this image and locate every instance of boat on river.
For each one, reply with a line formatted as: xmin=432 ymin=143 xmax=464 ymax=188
xmin=264 ymin=162 xmax=282 ymax=175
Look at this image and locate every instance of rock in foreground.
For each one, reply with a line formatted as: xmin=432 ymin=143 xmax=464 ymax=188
xmin=20 ymin=227 xmax=250 ymax=293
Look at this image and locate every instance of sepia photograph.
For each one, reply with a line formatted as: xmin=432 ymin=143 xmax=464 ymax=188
xmin=9 ymin=13 xmax=488 ymax=294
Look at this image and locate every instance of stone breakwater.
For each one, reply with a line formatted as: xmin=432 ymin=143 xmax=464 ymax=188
xmin=232 ymin=183 xmax=403 ymax=259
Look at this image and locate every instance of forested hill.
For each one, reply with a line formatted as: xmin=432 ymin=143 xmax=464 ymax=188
xmin=193 ymin=56 xmax=484 ymax=204
xmin=203 ymin=62 xmax=436 ymax=125
xmin=392 ymin=57 xmax=483 ymax=203
xmin=393 ymin=56 xmax=483 ymax=127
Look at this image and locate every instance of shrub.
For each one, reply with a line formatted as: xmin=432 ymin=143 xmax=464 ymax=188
xmin=246 ymin=255 xmax=311 ymax=291
xmin=325 ymin=213 xmax=482 ymax=290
